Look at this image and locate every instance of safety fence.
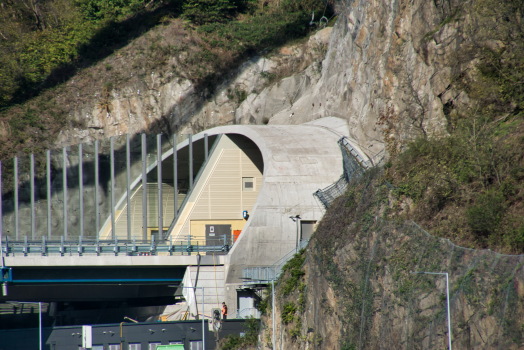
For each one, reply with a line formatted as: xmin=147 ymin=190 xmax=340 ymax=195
xmin=314 ymin=136 xmax=369 ymax=209
xmin=231 ymin=308 xmax=261 ymax=319
xmin=241 ymin=239 xmax=309 ymax=283
xmin=0 ymin=132 xmax=221 ymax=244
xmin=0 ymin=234 xmax=232 ymax=257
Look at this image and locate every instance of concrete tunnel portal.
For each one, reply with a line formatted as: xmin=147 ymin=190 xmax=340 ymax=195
xmin=0 ymin=117 xmax=371 ymax=325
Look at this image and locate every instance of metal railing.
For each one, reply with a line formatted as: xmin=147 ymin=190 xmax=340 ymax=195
xmin=314 ymin=136 xmax=372 ymax=209
xmin=232 ymin=308 xmax=261 ymax=319
xmin=0 ymin=132 xmax=220 ymax=244
xmin=338 ymin=137 xmax=372 ymax=169
xmin=313 ymin=175 xmax=348 ymax=209
xmin=242 ymin=239 xmax=309 ymax=283
xmin=1 ymin=234 xmax=232 ymax=257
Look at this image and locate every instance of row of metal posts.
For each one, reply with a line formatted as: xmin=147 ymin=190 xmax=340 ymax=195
xmin=0 ymin=133 xmax=210 ymax=242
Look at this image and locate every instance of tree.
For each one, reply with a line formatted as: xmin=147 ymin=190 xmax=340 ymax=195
xmin=182 ymin=0 xmax=238 ymax=25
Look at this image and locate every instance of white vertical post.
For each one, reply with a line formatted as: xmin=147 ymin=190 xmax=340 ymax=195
xmin=295 ymin=218 xmax=299 ymax=253
xmin=110 ymin=137 xmax=115 ymax=239
xmin=79 ymin=144 xmax=84 ymax=238
xmin=126 ymin=134 xmax=131 ymax=240
xmin=173 ymin=134 xmax=178 ymax=219
xmin=95 ymin=140 xmax=99 ymax=238
xmin=141 ymin=133 xmax=147 ymax=241
xmin=46 ymin=150 xmax=51 ymax=238
xmin=30 ymin=154 xmax=35 ymax=239
xmin=272 ymin=279 xmax=276 ymax=350
xmin=39 ymin=302 xmax=42 ymax=350
xmin=411 ymin=271 xmax=452 ymax=350
xmin=157 ymin=134 xmax=163 ymax=240
xmin=446 ymin=272 xmax=452 ymax=350
xmin=189 ymin=134 xmax=193 ymax=189
xmin=202 ymin=287 xmax=205 ymax=350
xmin=14 ymin=156 xmax=18 ymax=240
xmin=63 ymin=148 xmax=67 ymax=239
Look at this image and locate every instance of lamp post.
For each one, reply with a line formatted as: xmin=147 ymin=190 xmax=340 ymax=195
xmin=178 ymin=286 xmax=205 ymax=350
xmin=411 ymin=271 xmax=452 ymax=350
xmin=289 ymin=215 xmax=301 ymax=253
xmin=240 ymin=276 xmax=276 ymax=350
xmin=39 ymin=302 xmax=42 ymax=350
xmin=271 ymin=279 xmax=276 ymax=350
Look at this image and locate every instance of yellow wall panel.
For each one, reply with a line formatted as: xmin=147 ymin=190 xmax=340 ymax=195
xmin=172 ymin=136 xmax=263 ymax=240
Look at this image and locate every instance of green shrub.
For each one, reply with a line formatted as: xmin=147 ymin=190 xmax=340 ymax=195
xmin=182 ymin=0 xmax=239 ymax=25
xmin=256 ymin=284 xmax=271 ymax=314
xmin=281 ymin=302 xmax=296 ymax=324
xmin=466 ymin=192 xmax=504 ymax=237
xmin=280 ymin=249 xmax=306 ymax=296
xmin=218 ymin=317 xmax=260 ymax=350
xmin=74 ymin=0 xmax=147 ymax=22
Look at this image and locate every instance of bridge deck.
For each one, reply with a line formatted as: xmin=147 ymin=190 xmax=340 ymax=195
xmin=4 ymin=254 xmax=225 ymax=267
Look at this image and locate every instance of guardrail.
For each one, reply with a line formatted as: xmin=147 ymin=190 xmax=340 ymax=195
xmin=232 ymin=308 xmax=261 ymax=319
xmin=338 ymin=137 xmax=372 ymax=169
xmin=242 ymin=239 xmax=309 ymax=283
xmin=314 ymin=136 xmax=372 ymax=209
xmin=0 ymin=235 xmax=232 ymax=257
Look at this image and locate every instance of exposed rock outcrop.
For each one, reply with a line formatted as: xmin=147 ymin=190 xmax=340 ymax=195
xmin=259 ymin=169 xmax=524 ymax=350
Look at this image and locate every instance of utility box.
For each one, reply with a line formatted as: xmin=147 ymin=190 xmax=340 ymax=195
xmin=205 ymin=225 xmax=231 ymax=255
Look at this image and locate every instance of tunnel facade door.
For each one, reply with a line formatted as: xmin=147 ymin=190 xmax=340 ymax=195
xmin=205 ymin=224 xmax=231 ymax=255
xmin=300 ymin=220 xmax=317 ymax=241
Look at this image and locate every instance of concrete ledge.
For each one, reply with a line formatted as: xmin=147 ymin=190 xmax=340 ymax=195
xmin=5 ymin=255 xmax=226 ymax=267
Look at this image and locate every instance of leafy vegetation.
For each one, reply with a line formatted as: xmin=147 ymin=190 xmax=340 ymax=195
xmin=307 ymin=166 xmax=524 ymax=348
xmin=255 ymin=284 xmax=271 ymax=315
xmin=281 ymin=302 xmax=297 ymax=324
xmin=385 ymin=0 xmax=524 ymax=253
xmin=0 ymin=0 xmax=329 ymax=163
xmin=279 ymin=248 xmax=306 ymax=296
xmin=218 ymin=317 xmax=260 ymax=350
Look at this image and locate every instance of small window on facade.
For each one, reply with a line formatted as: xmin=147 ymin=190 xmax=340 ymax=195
xmin=149 ymin=343 xmax=161 ymax=350
xmin=109 ymin=345 xmax=121 ymax=350
xmin=129 ymin=344 xmax=142 ymax=350
xmin=92 ymin=346 xmax=104 ymax=350
xmin=242 ymin=177 xmax=254 ymax=191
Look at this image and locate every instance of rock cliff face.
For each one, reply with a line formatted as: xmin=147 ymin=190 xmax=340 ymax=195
xmin=58 ymin=0 xmax=471 ymax=166
xmin=264 ymin=0 xmax=469 ymax=160
xmin=259 ymin=169 xmax=524 ymax=350
xmin=55 ymin=25 xmax=331 ymax=147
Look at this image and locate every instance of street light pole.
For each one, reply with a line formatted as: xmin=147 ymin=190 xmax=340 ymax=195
xmin=179 ymin=286 xmax=205 ymax=349
xmin=39 ymin=302 xmax=42 ymax=350
xmin=272 ymin=279 xmax=276 ymax=350
xmin=411 ymin=271 xmax=452 ymax=350
xmin=289 ymin=215 xmax=301 ymax=253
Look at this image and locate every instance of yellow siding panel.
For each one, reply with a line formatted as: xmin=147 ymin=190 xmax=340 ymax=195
xmin=173 ymin=137 xmax=263 ymax=242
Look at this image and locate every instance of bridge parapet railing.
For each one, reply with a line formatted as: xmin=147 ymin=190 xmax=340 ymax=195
xmin=0 ymin=234 xmax=233 ymax=257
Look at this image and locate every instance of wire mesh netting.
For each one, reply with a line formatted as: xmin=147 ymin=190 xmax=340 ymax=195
xmin=307 ymin=168 xmax=524 ymax=350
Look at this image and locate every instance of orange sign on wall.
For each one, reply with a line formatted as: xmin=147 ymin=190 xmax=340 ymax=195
xmin=233 ymin=230 xmax=242 ymax=242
